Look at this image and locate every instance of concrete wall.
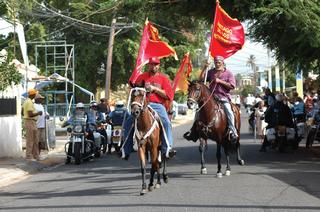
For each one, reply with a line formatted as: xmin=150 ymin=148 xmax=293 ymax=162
xmin=0 ymin=116 xmax=23 ymax=157
xmin=0 ymin=85 xmax=23 ymax=158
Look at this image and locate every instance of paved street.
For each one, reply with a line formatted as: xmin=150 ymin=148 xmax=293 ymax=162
xmin=0 ymin=112 xmax=320 ymax=212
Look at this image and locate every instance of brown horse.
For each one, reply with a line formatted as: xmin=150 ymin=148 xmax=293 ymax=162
xmin=129 ymin=87 xmax=168 ymax=195
xmin=187 ymin=81 xmax=244 ymax=177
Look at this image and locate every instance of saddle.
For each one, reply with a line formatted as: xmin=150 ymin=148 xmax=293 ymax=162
xmin=197 ymin=98 xmax=240 ymax=139
xmin=146 ymin=106 xmax=170 ymax=147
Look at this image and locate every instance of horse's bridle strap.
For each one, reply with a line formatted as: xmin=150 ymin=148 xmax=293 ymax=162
xmin=131 ymin=101 xmax=143 ymax=107
xmin=134 ymin=107 xmax=159 ymax=143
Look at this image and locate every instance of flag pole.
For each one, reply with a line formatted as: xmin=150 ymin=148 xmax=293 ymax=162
xmin=204 ymin=0 xmax=219 ymax=84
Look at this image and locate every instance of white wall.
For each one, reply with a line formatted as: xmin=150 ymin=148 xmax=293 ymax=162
xmin=0 ymin=85 xmax=23 ymax=158
xmin=0 ymin=116 xmax=23 ymax=157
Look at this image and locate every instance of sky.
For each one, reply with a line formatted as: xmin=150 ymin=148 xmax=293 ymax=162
xmin=224 ymin=21 xmax=276 ymax=75
xmin=0 ymin=19 xmax=14 ymax=36
xmin=225 ymin=40 xmax=276 ymax=75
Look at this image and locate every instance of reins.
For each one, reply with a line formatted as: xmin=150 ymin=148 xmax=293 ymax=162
xmin=194 ymin=81 xmax=217 ymax=112
xmin=134 ymin=105 xmax=159 ymax=145
xmin=129 ymin=87 xmax=159 ymax=145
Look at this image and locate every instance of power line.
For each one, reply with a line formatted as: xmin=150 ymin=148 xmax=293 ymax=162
xmin=19 ymin=0 xmax=136 ymax=40
xmin=30 ymin=0 xmax=135 ymax=33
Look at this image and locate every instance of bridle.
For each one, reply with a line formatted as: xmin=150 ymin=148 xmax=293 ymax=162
xmin=128 ymin=87 xmax=147 ymax=113
xmin=188 ymin=81 xmax=217 ymax=112
xmin=129 ymin=87 xmax=159 ymax=145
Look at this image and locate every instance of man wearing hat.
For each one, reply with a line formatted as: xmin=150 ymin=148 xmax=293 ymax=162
xmin=34 ymin=93 xmax=49 ymax=155
xmin=122 ymin=57 xmax=176 ymax=159
xmin=22 ymin=89 xmax=42 ymax=160
xmin=184 ymin=55 xmax=238 ymax=143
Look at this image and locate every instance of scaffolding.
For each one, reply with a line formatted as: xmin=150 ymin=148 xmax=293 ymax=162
xmin=29 ymin=40 xmax=75 ymax=117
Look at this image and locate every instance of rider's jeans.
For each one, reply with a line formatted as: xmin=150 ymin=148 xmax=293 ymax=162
xmin=122 ymin=102 xmax=173 ymax=156
xmin=221 ymin=100 xmax=238 ymax=137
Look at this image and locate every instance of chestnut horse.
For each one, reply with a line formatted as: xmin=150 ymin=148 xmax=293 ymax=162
xmin=187 ymin=81 xmax=244 ymax=177
xmin=129 ymin=87 xmax=168 ymax=195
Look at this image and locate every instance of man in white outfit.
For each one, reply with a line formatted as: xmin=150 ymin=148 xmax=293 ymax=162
xmin=34 ymin=93 xmax=49 ymax=156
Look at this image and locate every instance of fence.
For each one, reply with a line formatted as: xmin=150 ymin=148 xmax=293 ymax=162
xmin=47 ymin=103 xmax=90 ymax=117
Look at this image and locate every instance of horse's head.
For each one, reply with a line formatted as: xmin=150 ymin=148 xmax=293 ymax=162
xmin=187 ymin=80 xmax=203 ymax=109
xmin=129 ymin=82 xmax=149 ymax=118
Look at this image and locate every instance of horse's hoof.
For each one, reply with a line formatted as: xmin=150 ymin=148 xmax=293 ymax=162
xmin=201 ymin=168 xmax=207 ymax=174
xmin=225 ymin=170 xmax=231 ymax=176
xmin=163 ymin=175 xmax=169 ymax=184
xmin=155 ymin=183 xmax=161 ymax=189
xmin=216 ymin=172 xmax=223 ymax=178
xmin=148 ymin=185 xmax=154 ymax=192
xmin=238 ymin=160 xmax=245 ymax=166
xmin=140 ymin=189 xmax=147 ymax=195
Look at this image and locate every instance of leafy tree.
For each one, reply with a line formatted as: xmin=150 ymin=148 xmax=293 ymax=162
xmin=246 ymin=0 xmax=320 ymax=73
xmin=241 ymin=85 xmax=255 ymax=97
xmin=246 ymin=54 xmax=258 ymax=91
xmin=0 ymin=50 xmax=22 ymax=91
xmin=2 ymin=0 xmax=320 ymax=98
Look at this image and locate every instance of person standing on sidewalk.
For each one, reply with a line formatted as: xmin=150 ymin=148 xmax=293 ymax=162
xmin=34 ymin=93 xmax=49 ymax=156
xmin=22 ymin=89 xmax=42 ymax=160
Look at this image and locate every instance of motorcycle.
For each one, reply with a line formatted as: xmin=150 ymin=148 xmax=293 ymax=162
xmin=111 ymin=124 xmax=123 ymax=152
xmin=306 ymin=122 xmax=320 ymax=148
xmin=65 ymin=117 xmax=94 ymax=164
xmin=265 ymin=125 xmax=298 ymax=152
xmin=87 ymin=123 xmax=104 ymax=158
xmin=104 ymin=122 xmax=123 ymax=153
xmin=294 ymin=117 xmax=306 ymax=149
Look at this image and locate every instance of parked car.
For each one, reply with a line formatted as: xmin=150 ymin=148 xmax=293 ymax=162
xmin=178 ymin=103 xmax=188 ymax=115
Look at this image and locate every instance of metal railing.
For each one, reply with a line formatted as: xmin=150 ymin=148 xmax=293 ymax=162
xmin=46 ymin=104 xmax=90 ymax=117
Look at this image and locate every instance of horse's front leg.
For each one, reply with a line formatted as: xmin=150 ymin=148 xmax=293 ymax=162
xmin=216 ymin=143 xmax=222 ymax=178
xmin=199 ymin=138 xmax=208 ymax=174
xmin=162 ymin=154 xmax=169 ymax=184
xmin=149 ymin=144 xmax=160 ymax=191
xmin=236 ymin=141 xmax=245 ymax=165
xmin=138 ymin=145 xmax=147 ymax=195
xmin=224 ymin=147 xmax=231 ymax=176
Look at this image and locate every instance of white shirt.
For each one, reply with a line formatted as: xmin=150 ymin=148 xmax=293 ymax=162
xmin=254 ymin=97 xmax=263 ymax=104
xmin=235 ymin=96 xmax=241 ymax=104
xmin=34 ymin=103 xmax=46 ymax=128
xmin=245 ymin=96 xmax=255 ymax=105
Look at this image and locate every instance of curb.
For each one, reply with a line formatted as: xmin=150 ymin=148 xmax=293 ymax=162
xmin=0 ymin=115 xmax=194 ymax=189
xmin=172 ymin=113 xmax=194 ymax=127
xmin=0 ymin=145 xmax=66 ymax=188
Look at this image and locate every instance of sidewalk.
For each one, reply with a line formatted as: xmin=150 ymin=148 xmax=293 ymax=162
xmin=0 ymin=113 xmax=195 ymax=188
xmin=0 ymin=137 xmax=67 ymax=188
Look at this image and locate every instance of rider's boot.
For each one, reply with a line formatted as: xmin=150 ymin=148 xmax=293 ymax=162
xmin=183 ymin=125 xmax=198 ymax=142
xmin=168 ymin=149 xmax=177 ymax=158
xmin=230 ymin=132 xmax=238 ymax=144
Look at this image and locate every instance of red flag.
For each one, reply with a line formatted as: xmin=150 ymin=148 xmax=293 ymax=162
xmin=172 ymin=52 xmax=192 ymax=93
xmin=209 ymin=0 xmax=245 ymax=59
xmin=129 ymin=19 xmax=178 ymax=84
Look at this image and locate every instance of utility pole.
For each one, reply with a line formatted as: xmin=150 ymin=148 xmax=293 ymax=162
xmin=282 ymin=68 xmax=286 ymax=93
xmin=275 ymin=64 xmax=281 ymax=92
xmin=105 ymin=18 xmax=116 ymax=101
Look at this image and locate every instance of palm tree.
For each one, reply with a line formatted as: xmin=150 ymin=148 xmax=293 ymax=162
xmin=246 ymin=55 xmax=257 ymax=94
